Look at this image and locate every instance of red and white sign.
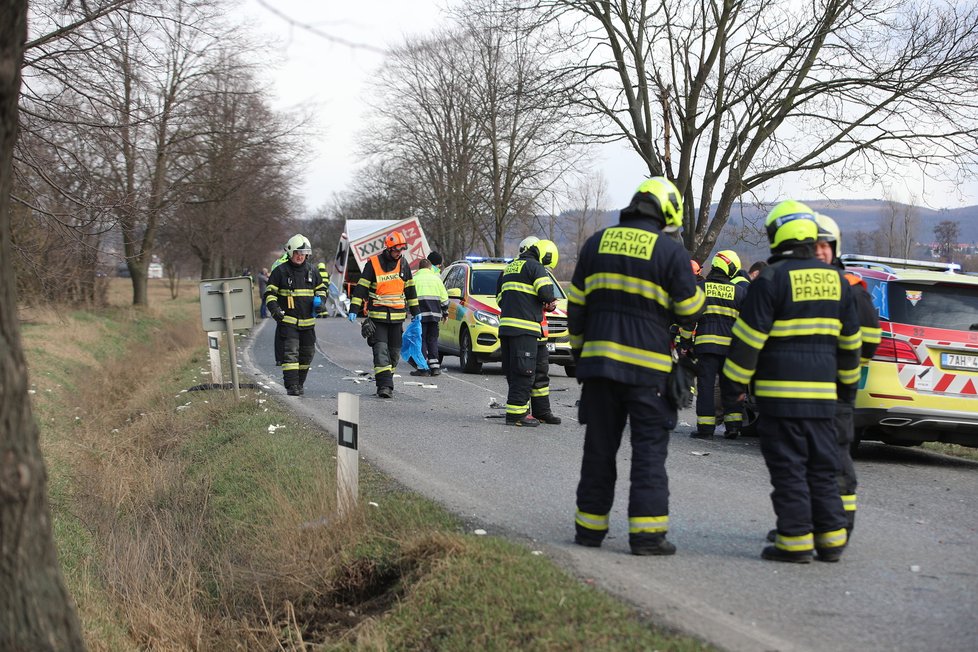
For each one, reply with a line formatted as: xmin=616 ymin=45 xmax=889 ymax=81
xmin=349 ymin=217 xmax=431 ymax=270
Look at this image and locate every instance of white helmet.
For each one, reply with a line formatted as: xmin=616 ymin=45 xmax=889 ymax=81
xmin=518 ymin=236 xmax=539 ymax=254
xmin=285 ymin=234 xmax=312 ymax=256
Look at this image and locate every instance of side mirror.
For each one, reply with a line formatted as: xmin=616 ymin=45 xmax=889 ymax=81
xmin=447 ymin=288 xmax=462 ymax=299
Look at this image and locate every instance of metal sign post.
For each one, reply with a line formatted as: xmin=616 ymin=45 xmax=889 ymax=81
xmin=199 ymin=277 xmax=255 ymax=399
xmin=337 ymin=392 xmax=360 ymax=515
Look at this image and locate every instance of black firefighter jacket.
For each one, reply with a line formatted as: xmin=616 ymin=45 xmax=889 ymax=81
xmin=722 ymin=251 xmax=862 ymax=419
xmin=693 ymin=268 xmax=748 ymax=356
xmin=567 ymin=213 xmax=706 ymax=386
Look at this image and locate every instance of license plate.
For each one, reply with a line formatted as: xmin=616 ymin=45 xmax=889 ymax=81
xmin=546 ymin=342 xmax=556 ymax=352
xmin=941 ymin=352 xmax=978 ymax=371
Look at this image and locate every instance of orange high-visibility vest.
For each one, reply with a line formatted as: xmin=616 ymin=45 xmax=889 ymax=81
xmin=370 ymin=256 xmax=406 ymax=309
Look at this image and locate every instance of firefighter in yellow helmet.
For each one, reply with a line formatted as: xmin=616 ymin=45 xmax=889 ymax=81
xmin=264 ymin=234 xmax=328 ymax=396
xmin=723 ymin=200 xmax=861 ymax=563
xmin=569 ymin=177 xmax=705 ymax=555
xmin=347 ymin=231 xmax=420 ymax=398
xmin=689 ymin=249 xmax=748 ymax=439
xmin=496 ymin=238 xmax=561 ymax=426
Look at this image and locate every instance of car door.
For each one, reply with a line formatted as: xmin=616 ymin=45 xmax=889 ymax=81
xmin=440 ymin=265 xmax=465 ymax=354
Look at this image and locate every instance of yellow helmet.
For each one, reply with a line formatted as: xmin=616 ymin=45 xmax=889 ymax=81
xmin=533 ymin=239 xmax=559 ymax=270
xmin=814 ymin=213 xmax=842 ymax=258
xmin=765 ymin=200 xmax=817 ymax=251
xmin=711 ymin=250 xmax=741 ymax=276
xmin=630 ymin=177 xmax=683 ymax=231
xmin=518 ymin=235 xmax=540 ymax=254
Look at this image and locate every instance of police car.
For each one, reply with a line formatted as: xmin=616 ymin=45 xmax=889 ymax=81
xmin=438 ymin=257 xmax=575 ymax=375
xmin=841 ymin=255 xmax=978 ymax=450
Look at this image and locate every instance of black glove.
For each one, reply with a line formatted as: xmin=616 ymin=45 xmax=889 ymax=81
xmin=272 ymin=309 xmax=285 ymax=322
xmin=361 ymin=317 xmax=377 ymax=339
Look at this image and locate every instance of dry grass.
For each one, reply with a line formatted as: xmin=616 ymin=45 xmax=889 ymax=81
xmin=30 ymin=278 xmax=711 ymax=652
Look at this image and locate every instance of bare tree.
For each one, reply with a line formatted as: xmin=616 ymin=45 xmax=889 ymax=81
xmin=1 ymin=0 xmax=86 ymax=648
xmin=560 ymin=169 xmax=609 ymax=268
xmin=879 ymin=197 xmax=919 ymax=259
xmin=510 ymin=0 xmax=978 ymax=261
xmin=934 ymin=219 xmax=960 ymax=262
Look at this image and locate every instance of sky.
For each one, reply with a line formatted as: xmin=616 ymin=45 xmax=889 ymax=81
xmin=240 ymin=1 xmax=978 ymax=215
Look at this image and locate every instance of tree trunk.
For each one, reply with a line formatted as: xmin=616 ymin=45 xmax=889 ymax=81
xmin=0 ymin=1 xmax=86 ymax=649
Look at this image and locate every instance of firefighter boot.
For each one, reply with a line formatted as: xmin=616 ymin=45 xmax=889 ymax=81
xmin=815 ymin=545 xmax=846 ymax=562
xmin=506 ymin=414 xmax=539 ymax=427
xmin=535 ymin=413 xmax=562 ymax=425
xmin=409 ymin=369 xmax=430 ymax=377
xmin=286 ymin=385 xmax=301 ymax=397
xmin=630 ymin=533 xmax=677 ymax=556
xmin=690 ymin=429 xmax=714 ymax=440
xmin=761 ymin=545 xmax=813 ymax=564
xmin=377 ymin=386 xmax=393 ymax=399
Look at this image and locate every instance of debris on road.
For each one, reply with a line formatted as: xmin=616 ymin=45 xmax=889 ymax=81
xmin=690 ymin=451 xmax=710 ymax=456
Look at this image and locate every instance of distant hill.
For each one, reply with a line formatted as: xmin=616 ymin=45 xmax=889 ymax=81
xmin=519 ymin=199 xmax=978 ymax=269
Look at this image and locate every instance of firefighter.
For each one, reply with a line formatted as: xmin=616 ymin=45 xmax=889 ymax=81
xmin=347 ymin=231 xmax=420 ymax=398
xmin=689 ymin=250 xmax=748 ymax=439
xmin=317 ymin=261 xmax=330 ymax=288
xmin=569 ymin=177 xmax=706 ymax=555
xmin=497 ymin=239 xmax=560 ymax=426
xmin=812 ymin=213 xmax=881 ymax=536
xmin=723 ymin=200 xmax=862 ymax=563
xmin=264 ymin=234 xmax=328 ymax=396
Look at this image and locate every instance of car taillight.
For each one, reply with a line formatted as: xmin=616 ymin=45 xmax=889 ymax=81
xmin=872 ymin=338 xmax=920 ymax=364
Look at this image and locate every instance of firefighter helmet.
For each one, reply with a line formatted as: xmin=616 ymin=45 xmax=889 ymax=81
xmin=765 ymin=200 xmax=817 ymax=251
xmin=630 ymin=177 xmax=684 ymax=231
xmin=533 ymin=239 xmax=559 ymax=270
xmin=711 ymin=250 xmax=741 ymax=277
xmin=384 ymin=231 xmax=408 ymax=250
xmin=814 ymin=213 xmax=842 ymax=258
xmin=518 ymin=235 xmax=539 ymax=254
xmin=285 ymin=234 xmax=312 ymax=256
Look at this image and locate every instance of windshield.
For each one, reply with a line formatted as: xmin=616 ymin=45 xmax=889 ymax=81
xmin=468 ymin=268 xmax=566 ymax=299
xmin=887 ymin=282 xmax=978 ymax=331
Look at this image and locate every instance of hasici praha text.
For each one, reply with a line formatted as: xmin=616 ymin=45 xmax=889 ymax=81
xmin=788 ymin=269 xmax=841 ymax=302
xmin=598 ymin=228 xmax=659 ymax=259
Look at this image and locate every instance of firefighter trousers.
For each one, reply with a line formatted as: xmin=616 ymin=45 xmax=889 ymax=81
xmin=835 ymin=401 xmax=857 ymax=530
xmin=530 ymin=339 xmax=552 ymax=417
xmin=694 ymin=352 xmax=743 ymax=434
xmin=575 ymin=378 xmax=676 ymax=546
xmin=370 ymin=320 xmax=403 ymax=390
xmin=501 ymin=334 xmax=538 ymax=419
xmin=280 ymin=325 xmax=316 ymax=389
xmin=758 ymin=413 xmax=847 ymax=537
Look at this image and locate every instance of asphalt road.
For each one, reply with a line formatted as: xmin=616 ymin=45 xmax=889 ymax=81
xmin=238 ymin=317 xmax=978 ymax=652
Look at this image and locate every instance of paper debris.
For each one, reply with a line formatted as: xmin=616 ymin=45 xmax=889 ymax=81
xmin=690 ymin=451 xmax=710 ymax=456
xmin=403 ymin=381 xmax=424 ymax=386
xmin=910 ymin=565 xmax=920 ymax=573
xmin=531 ymin=550 xmax=543 ymax=556
xmin=422 ymin=384 xmax=438 ymax=389
xmin=267 ymin=424 xmax=286 ymax=434
xmin=368 ymin=501 xmax=379 ymax=508
xmin=474 ymin=529 xmax=487 ymax=536
xmin=489 ymin=397 xmax=503 ymax=408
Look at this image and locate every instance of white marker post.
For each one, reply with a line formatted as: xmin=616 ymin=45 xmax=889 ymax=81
xmin=337 ymin=392 xmax=360 ymax=514
xmin=206 ymin=333 xmax=224 ymax=385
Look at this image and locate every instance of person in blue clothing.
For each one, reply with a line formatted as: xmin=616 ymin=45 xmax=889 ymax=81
xmin=410 ymin=256 xmax=449 ymax=376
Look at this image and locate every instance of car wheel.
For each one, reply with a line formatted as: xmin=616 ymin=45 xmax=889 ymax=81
xmin=564 ymin=364 xmax=576 ymax=378
xmin=459 ymin=329 xmax=482 ymax=374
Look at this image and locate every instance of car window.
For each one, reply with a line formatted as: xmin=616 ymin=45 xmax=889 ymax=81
xmin=887 ymin=281 xmax=978 ymax=331
xmin=470 ymin=269 xmax=502 ymax=296
xmin=444 ymin=265 xmax=465 ymax=292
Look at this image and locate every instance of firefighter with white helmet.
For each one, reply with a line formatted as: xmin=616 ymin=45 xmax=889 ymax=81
xmin=264 ymin=234 xmax=328 ymax=396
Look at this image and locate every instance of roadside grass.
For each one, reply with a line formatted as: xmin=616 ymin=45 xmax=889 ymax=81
xmin=922 ymin=442 xmax=978 ymax=461
xmin=24 ymin=279 xmax=711 ymax=651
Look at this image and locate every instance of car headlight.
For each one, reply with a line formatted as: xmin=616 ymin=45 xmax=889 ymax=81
xmin=474 ymin=310 xmax=499 ymax=327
